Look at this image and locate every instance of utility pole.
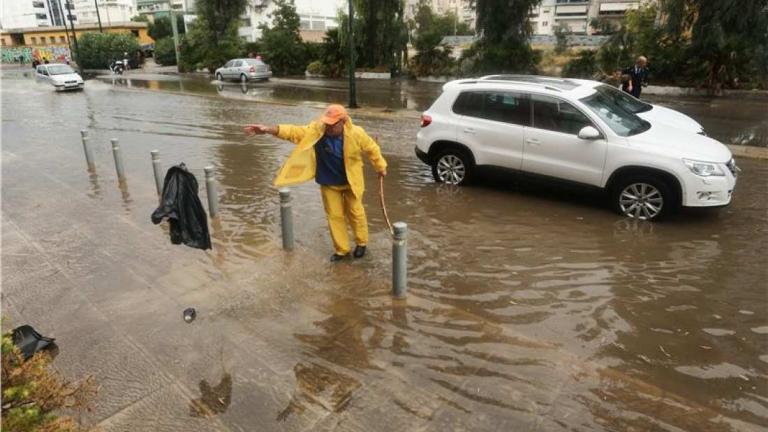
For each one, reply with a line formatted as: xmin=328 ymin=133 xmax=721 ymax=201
xmin=347 ymin=0 xmax=358 ymax=108
xmin=64 ymin=0 xmax=82 ymax=74
xmin=94 ymin=0 xmax=103 ymax=32
xmin=57 ymin=0 xmax=74 ymax=56
xmin=170 ymin=9 xmax=180 ymax=69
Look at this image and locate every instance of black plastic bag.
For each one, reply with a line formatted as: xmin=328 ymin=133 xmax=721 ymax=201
xmin=13 ymin=325 xmax=56 ymax=360
xmin=152 ymin=163 xmax=212 ymax=250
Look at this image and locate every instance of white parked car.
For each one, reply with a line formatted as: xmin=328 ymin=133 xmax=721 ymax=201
xmin=35 ymin=63 xmax=84 ymax=91
xmin=214 ymin=58 xmax=272 ymax=83
xmin=415 ymin=75 xmax=738 ymax=220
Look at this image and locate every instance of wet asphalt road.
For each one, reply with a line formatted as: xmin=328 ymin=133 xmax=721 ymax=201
xmin=2 ymin=68 xmax=767 ymax=431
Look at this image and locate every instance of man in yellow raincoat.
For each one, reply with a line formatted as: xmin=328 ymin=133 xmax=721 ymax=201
xmin=244 ymin=104 xmax=387 ymax=262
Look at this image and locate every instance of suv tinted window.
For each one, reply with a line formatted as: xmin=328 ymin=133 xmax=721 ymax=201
xmin=531 ymin=95 xmax=593 ymax=135
xmin=453 ymin=91 xmax=484 ymax=117
xmin=453 ymin=91 xmax=531 ymax=126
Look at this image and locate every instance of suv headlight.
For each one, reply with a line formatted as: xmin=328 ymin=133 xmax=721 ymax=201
xmin=683 ymin=159 xmax=725 ymax=177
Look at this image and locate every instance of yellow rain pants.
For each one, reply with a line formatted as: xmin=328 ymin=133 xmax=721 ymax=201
xmin=320 ymin=185 xmax=368 ymax=255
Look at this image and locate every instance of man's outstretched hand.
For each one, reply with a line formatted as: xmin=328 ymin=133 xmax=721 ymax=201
xmin=243 ymin=124 xmax=277 ymax=136
xmin=379 ymin=170 xmax=387 ymax=177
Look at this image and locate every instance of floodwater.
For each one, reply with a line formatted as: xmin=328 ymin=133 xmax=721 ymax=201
xmin=97 ymin=73 xmax=768 ymax=148
xmin=2 ymin=68 xmax=767 ymax=430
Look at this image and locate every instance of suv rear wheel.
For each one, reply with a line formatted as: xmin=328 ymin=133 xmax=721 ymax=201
xmin=431 ymin=148 xmax=473 ymax=185
xmin=611 ymin=175 xmax=675 ymax=220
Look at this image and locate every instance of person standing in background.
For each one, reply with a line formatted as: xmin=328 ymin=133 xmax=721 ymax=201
xmin=622 ymin=56 xmax=649 ymax=98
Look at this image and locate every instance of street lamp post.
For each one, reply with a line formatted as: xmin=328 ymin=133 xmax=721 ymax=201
xmin=347 ymin=0 xmax=357 ymax=108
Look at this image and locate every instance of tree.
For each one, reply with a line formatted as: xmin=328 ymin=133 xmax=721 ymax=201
xmin=589 ymin=17 xmax=615 ymax=35
xmin=148 ymin=15 xmax=186 ymax=41
xmin=553 ymin=23 xmax=569 ymax=54
xmin=464 ymin=0 xmax=541 ymax=73
xmin=350 ymin=0 xmax=408 ymax=73
xmin=154 ymin=37 xmax=177 ymax=65
xmin=663 ymin=0 xmax=768 ymax=90
xmin=409 ymin=1 xmax=457 ymax=76
xmin=316 ymin=28 xmax=346 ymax=77
xmin=181 ymin=0 xmax=247 ymax=72
xmin=2 ymin=331 xmax=96 ymax=432
xmin=75 ymin=32 xmax=140 ymax=69
xmin=258 ymin=0 xmax=308 ymax=76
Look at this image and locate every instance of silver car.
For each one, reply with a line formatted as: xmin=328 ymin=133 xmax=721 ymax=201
xmin=214 ymin=58 xmax=272 ymax=83
xmin=35 ymin=63 xmax=84 ymax=91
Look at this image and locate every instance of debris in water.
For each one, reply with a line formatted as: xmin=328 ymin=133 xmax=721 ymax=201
xmin=659 ymin=345 xmax=671 ymax=358
xmin=184 ymin=308 xmax=197 ymax=323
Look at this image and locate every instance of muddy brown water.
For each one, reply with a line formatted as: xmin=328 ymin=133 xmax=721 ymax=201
xmin=96 ymin=73 xmax=768 ymax=148
xmin=2 ymin=70 xmax=767 ymax=430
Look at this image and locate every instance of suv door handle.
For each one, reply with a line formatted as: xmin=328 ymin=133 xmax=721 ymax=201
xmin=526 ymin=138 xmax=541 ymax=145
xmin=463 ymin=128 xmax=476 ymax=135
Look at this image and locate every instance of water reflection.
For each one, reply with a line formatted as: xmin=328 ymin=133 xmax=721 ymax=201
xmin=189 ymin=373 xmax=233 ymax=417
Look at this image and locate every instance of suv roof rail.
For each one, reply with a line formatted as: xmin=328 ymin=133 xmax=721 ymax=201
xmin=457 ymin=78 xmax=564 ymax=92
xmin=478 ymin=74 xmax=584 ymax=91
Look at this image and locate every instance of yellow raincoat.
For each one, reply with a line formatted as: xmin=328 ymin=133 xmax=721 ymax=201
xmin=273 ymin=119 xmax=387 ymax=196
xmin=272 ymin=118 xmax=387 ymax=255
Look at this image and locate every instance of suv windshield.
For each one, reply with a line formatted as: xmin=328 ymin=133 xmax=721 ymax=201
xmin=580 ymin=90 xmax=650 ymax=137
xmin=596 ymin=84 xmax=652 ymax=113
xmin=47 ymin=65 xmax=76 ymax=75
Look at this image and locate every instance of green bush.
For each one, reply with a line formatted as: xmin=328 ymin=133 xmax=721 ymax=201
xmin=306 ymin=60 xmax=324 ymax=75
xmin=148 ymin=15 xmax=185 ymax=41
xmin=562 ymin=50 xmax=599 ymax=79
xmin=242 ymin=41 xmax=262 ymax=58
xmin=305 ymin=42 xmax=322 ymax=63
xmin=154 ymin=37 xmax=177 ymax=66
xmin=75 ymin=32 xmax=140 ymax=69
xmin=258 ymin=0 xmax=309 ymax=75
xmin=316 ymin=28 xmax=345 ymax=78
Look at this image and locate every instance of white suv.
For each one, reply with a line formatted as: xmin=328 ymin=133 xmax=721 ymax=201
xmin=415 ymin=75 xmax=738 ymax=220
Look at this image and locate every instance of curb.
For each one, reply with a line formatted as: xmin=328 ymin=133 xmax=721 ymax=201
xmin=727 ymin=145 xmax=768 ymax=160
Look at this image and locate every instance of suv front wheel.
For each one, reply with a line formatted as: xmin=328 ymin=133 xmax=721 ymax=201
xmin=611 ymin=175 xmax=675 ymax=221
xmin=431 ymin=148 xmax=473 ymax=185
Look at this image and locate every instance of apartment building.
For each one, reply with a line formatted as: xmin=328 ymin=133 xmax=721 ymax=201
xmin=1 ymin=0 xmax=76 ymax=29
xmin=530 ymin=0 xmax=647 ymax=35
xmin=239 ymin=0 xmax=345 ymax=43
xmin=74 ymin=0 xmax=137 ymax=25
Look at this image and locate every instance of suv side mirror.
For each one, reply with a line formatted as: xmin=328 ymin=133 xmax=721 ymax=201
xmin=578 ymin=126 xmax=601 ymax=140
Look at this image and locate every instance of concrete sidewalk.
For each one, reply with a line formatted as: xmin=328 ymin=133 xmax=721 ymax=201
xmin=2 ymin=149 xmax=741 ymax=431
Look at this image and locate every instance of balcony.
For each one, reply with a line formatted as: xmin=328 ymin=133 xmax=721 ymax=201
xmin=599 ymin=1 xmax=640 ymax=15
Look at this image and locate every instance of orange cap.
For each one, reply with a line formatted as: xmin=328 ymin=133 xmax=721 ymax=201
xmin=320 ymin=104 xmax=348 ymax=125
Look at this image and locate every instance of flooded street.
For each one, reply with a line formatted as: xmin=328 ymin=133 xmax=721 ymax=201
xmin=2 ymin=69 xmax=767 ymax=431
xmin=98 ymin=72 xmax=768 ymax=148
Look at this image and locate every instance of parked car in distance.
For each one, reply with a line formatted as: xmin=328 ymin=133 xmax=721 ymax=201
xmin=35 ymin=63 xmax=84 ymax=91
xmin=215 ymin=58 xmax=272 ymax=83
xmin=416 ymin=75 xmax=738 ymax=221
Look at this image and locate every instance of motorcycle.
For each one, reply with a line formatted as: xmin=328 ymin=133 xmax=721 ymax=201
xmin=110 ymin=60 xmax=125 ymax=75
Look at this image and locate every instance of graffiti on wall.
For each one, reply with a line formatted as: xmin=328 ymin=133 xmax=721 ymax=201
xmin=1 ymin=46 xmax=71 ymax=63
xmin=1 ymin=47 xmax=32 ymax=63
